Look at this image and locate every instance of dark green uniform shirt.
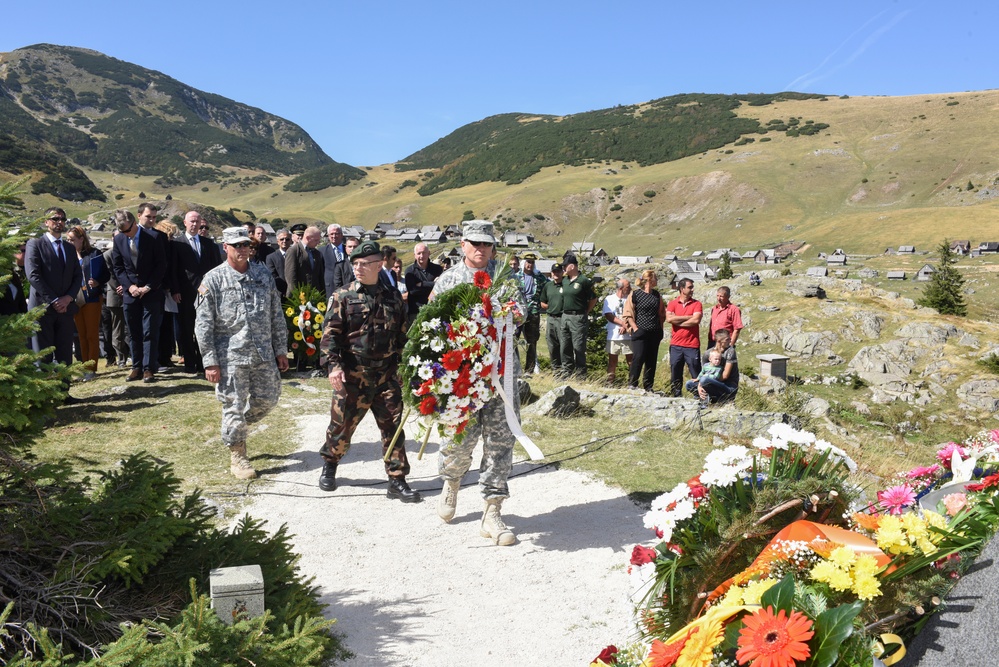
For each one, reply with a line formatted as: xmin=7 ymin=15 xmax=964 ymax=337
xmin=540 ymin=279 xmax=563 ymax=316
xmin=559 ymin=274 xmax=595 ymax=312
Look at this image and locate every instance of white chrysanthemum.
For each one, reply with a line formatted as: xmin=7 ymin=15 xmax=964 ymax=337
xmin=668 ymin=497 xmax=697 ymax=523
xmin=417 ymin=365 xmax=434 ymax=380
xmin=409 ymin=356 xmax=423 ymax=367
xmin=701 ymin=463 xmax=743 ymax=488
xmin=704 ymin=445 xmax=752 ymax=469
xmin=437 ymin=376 xmax=453 ymax=393
xmin=650 ymin=483 xmax=691 ymax=513
xmin=768 ymin=422 xmax=816 ymax=445
xmin=752 ymin=436 xmax=774 ymax=450
xmin=429 ymin=338 xmax=445 ymax=353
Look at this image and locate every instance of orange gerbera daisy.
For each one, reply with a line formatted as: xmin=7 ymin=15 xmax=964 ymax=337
xmin=648 ymin=629 xmax=695 ymax=667
xmin=736 ymin=607 xmax=814 ymax=667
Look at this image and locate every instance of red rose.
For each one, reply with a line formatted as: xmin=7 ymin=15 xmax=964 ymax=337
xmin=481 ymin=293 xmax=492 ymax=317
xmin=419 ymin=396 xmax=437 ymax=415
xmin=630 ymin=545 xmax=658 ymax=566
xmin=473 ymin=271 xmax=492 ymax=289
xmin=442 ymin=350 xmax=463 ymax=372
xmin=593 ymin=645 xmax=618 ymax=664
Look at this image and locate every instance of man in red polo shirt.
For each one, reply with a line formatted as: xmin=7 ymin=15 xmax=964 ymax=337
xmin=708 ymin=285 xmax=743 ymax=349
xmin=666 ymin=278 xmax=702 ymax=397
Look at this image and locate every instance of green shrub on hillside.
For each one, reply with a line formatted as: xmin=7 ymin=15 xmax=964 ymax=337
xmin=284 ymin=162 xmax=367 ymax=192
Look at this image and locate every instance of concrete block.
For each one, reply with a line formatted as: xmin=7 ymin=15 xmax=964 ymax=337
xmin=210 ymin=564 xmax=265 ymax=625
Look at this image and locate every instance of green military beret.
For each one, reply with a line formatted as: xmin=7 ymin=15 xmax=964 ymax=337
xmin=350 ymin=240 xmax=381 ymax=261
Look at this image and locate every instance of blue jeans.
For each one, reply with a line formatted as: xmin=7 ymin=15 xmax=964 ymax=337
xmin=669 ymin=345 xmax=701 ymax=397
xmin=690 ymin=376 xmax=738 ymax=402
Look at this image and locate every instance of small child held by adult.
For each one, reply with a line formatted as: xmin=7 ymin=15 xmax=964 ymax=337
xmin=686 ymin=349 xmax=723 ymax=407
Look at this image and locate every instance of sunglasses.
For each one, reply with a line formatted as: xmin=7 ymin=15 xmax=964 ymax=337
xmin=198 ymin=225 xmax=208 ymax=230
xmin=48 ymin=216 xmax=67 ymax=222
xmin=467 ymin=240 xmax=493 ymax=248
xmin=229 ymin=241 xmax=252 ymax=249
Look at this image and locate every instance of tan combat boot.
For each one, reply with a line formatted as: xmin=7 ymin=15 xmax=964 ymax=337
xmin=437 ymin=480 xmax=460 ymax=523
xmin=228 ymin=442 xmax=257 ymax=480
xmin=480 ymin=499 xmax=516 ymax=546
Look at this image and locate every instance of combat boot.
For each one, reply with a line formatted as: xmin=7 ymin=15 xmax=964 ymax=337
xmin=387 ymin=477 xmax=422 ymax=503
xmin=437 ymin=480 xmax=460 ymax=523
xmin=318 ymin=461 xmax=338 ymax=492
xmin=480 ymin=499 xmax=516 ymax=546
xmin=228 ymin=443 xmax=256 ymax=480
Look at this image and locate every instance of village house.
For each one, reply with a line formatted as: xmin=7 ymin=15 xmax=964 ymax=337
xmin=826 ymin=249 xmax=847 ymax=266
xmin=950 ymin=240 xmax=971 ymax=255
xmin=978 ymin=242 xmax=999 ymax=254
xmin=570 ymin=241 xmax=595 ymax=256
xmin=897 ymin=245 xmax=916 ymax=255
xmin=887 ymin=271 xmax=906 ymax=280
xmin=806 ymin=267 xmax=828 ymax=277
xmin=617 ymin=256 xmax=652 ymax=265
xmin=754 ymin=249 xmax=779 ymax=264
xmin=916 ymin=264 xmax=935 ymax=281
xmin=503 ymin=232 xmax=532 ymax=248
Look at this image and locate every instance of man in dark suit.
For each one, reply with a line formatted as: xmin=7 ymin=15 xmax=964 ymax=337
xmin=136 ymin=202 xmax=178 ymax=369
xmin=404 ymin=242 xmax=443 ymax=322
xmin=322 ymin=223 xmax=353 ymax=298
xmin=1 ymin=241 xmax=29 ymax=318
xmin=252 ymin=225 xmax=275 ymax=265
xmin=24 ymin=207 xmax=83 ymax=366
xmin=172 ymin=210 xmax=222 ymax=373
xmin=284 ymin=224 xmax=325 ymax=298
xmin=111 ymin=209 xmax=167 ymax=383
xmin=265 ymin=229 xmax=293 ymax=295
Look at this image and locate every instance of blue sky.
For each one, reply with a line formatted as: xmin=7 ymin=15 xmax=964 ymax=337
xmin=4 ymin=1 xmax=996 ymax=166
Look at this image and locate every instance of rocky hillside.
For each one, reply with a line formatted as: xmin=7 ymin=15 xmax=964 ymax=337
xmin=0 ymin=44 xmax=362 ymax=199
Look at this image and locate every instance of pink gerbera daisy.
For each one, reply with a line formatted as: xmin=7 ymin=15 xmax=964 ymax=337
xmin=877 ymin=484 xmax=916 ymax=515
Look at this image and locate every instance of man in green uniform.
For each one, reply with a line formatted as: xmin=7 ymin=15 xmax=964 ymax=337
xmin=558 ymin=254 xmax=597 ymax=379
xmin=317 ymin=240 xmax=421 ymax=502
xmin=539 ymin=263 xmax=565 ymax=376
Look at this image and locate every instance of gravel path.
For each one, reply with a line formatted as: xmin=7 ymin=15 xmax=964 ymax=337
xmin=239 ymin=411 xmax=645 ymax=666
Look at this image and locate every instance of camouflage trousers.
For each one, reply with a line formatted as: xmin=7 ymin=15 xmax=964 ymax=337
xmin=216 ymin=357 xmax=282 ymax=447
xmin=320 ymin=366 xmax=410 ymax=477
xmin=519 ymin=312 xmax=541 ymax=373
xmin=438 ymin=393 xmax=519 ymax=500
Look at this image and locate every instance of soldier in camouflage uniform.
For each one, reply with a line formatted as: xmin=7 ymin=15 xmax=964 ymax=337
xmin=317 ymin=240 xmax=421 ymax=502
xmin=195 ymin=227 xmax=289 ymax=480
xmin=430 ymin=220 xmax=527 ymax=546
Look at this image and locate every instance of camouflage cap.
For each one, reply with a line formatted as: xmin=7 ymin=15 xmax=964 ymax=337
xmin=222 ymin=227 xmax=250 ymax=244
xmin=350 ymin=240 xmax=381 ymax=261
xmin=461 ymin=220 xmax=496 ymax=244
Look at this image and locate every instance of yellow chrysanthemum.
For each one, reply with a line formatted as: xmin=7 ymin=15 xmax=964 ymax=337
xmin=829 ymin=546 xmax=857 ymax=567
xmin=285 ymin=307 xmax=294 ymax=316
xmin=810 ymin=560 xmax=838 ymax=584
xmin=315 ymin=314 xmax=324 ymax=324
xmin=317 ymin=301 xmax=326 ymax=312
xmin=293 ymin=317 xmax=301 ymax=327
xmin=293 ymin=331 xmax=303 ymax=340
xmin=852 ymin=574 xmax=882 ymax=600
xmin=876 ymin=516 xmax=912 ymax=555
xmin=718 ymin=585 xmax=744 ymax=608
xmin=852 ymin=554 xmax=881 ymax=577
xmin=827 ymin=568 xmax=853 ymax=592
xmin=741 ymin=579 xmax=777 ymax=606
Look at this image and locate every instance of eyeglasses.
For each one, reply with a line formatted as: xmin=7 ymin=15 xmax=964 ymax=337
xmin=198 ymin=225 xmax=208 ymax=230
xmin=48 ymin=216 xmax=67 ymax=222
xmin=229 ymin=241 xmax=252 ymax=249
xmin=466 ymin=240 xmax=493 ymax=248
xmin=352 ymin=257 xmax=381 ymax=268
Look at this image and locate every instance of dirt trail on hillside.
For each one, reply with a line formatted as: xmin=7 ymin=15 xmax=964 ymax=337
xmin=239 ymin=412 xmax=644 ymax=666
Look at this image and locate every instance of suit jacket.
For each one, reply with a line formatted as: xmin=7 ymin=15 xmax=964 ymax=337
xmin=404 ymin=260 xmax=443 ymax=314
xmin=111 ymin=227 xmax=168 ymax=305
xmin=322 ymin=243 xmax=353 ymax=297
xmin=24 ymin=235 xmax=83 ymax=312
xmin=255 ymin=242 xmax=275 ymax=265
xmin=0 ymin=270 xmax=28 ymax=316
xmin=284 ymin=242 xmax=324 ymax=298
xmin=266 ymin=249 xmax=288 ymax=295
xmin=171 ymin=235 xmax=222 ymax=300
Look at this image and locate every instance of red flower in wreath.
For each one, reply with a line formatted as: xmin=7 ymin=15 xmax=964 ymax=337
xmin=306 ymin=347 xmax=316 ymax=356
xmin=630 ymin=545 xmax=658 ymax=566
xmin=593 ymin=645 xmax=618 ymax=664
xmin=481 ymin=292 xmax=492 ymax=317
xmin=419 ymin=396 xmax=437 ymax=415
xmin=473 ymin=270 xmax=492 ymax=290
xmin=967 ymin=473 xmax=999 ymax=493
xmin=303 ymin=310 xmax=311 ymax=320
xmin=442 ymin=350 xmax=464 ymax=372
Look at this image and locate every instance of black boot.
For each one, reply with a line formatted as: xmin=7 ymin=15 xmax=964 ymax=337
xmin=387 ymin=477 xmax=422 ymax=503
xmin=318 ymin=461 xmax=338 ymax=492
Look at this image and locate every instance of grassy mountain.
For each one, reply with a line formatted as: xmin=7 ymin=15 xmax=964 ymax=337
xmin=0 ymin=44 xmax=361 ymax=200
xmin=397 ymin=93 xmax=828 ymax=195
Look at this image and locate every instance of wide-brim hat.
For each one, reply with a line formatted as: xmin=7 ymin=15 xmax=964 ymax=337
xmin=461 ymin=220 xmax=496 ymax=244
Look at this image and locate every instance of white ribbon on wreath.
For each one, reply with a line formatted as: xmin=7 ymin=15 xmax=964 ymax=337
xmin=298 ymin=301 xmax=319 ymax=354
xmin=489 ymin=311 xmax=544 ymax=461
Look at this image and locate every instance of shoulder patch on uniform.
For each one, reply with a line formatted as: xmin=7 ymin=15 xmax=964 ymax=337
xmin=198 ymin=284 xmax=208 ymax=296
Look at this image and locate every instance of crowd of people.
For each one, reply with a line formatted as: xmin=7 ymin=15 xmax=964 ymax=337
xmin=11 ymin=207 xmax=746 ymax=546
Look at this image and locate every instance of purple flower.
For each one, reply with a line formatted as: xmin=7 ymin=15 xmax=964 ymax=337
xmin=432 ymin=362 xmax=445 ymax=379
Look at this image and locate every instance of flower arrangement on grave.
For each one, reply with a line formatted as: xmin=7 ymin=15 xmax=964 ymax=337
xmin=592 ymin=425 xmax=999 ymax=667
xmin=284 ymin=284 xmax=326 ymax=359
xmin=400 ymin=265 xmax=525 ymax=445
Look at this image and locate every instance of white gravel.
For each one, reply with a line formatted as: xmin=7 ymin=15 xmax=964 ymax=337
xmin=238 ymin=411 xmax=646 ymax=666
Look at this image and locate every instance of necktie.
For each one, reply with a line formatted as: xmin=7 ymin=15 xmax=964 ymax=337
xmin=335 ymin=246 xmax=342 ymax=262
xmin=54 ymin=241 xmax=65 ymax=266
xmin=307 ymin=248 xmax=314 ymax=270
xmin=190 ymin=235 xmax=200 ymax=257
xmin=130 ymin=233 xmax=139 ymax=261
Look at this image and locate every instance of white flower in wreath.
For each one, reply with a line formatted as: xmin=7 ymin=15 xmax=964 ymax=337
xmin=418 ymin=365 xmax=434 ymax=380
xmin=753 ymin=435 xmax=782 ymax=450
xmin=649 ymin=483 xmax=691 ymax=513
xmin=409 ymin=356 xmax=423 ymax=367
xmin=629 ymin=561 xmax=658 ymax=605
xmin=704 ymin=445 xmax=752 ymax=469
xmin=813 ymin=439 xmax=858 ymax=472
xmin=437 ymin=376 xmax=453 ymax=393
xmin=768 ymin=423 xmax=816 ymax=445
xmin=429 ymin=337 xmax=445 ymax=353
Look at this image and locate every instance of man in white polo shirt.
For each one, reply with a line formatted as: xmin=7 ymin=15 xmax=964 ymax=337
xmin=602 ymin=278 xmax=634 ymax=385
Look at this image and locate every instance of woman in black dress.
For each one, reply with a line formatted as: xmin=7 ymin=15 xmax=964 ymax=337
xmin=622 ymin=269 xmax=666 ymax=391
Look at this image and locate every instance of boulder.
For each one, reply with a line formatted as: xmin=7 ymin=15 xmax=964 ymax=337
xmin=782 ymin=330 xmax=837 ymax=357
xmin=853 ymin=311 xmax=884 ymax=339
xmin=699 ymin=410 xmax=802 ymax=438
xmin=803 ymin=397 xmax=831 ymax=418
xmin=896 ymin=322 xmax=959 ymax=345
xmin=786 ymin=281 xmax=826 ymax=298
xmin=956 ymin=379 xmax=999 ymax=412
xmin=524 ymin=385 xmax=580 ymax=417
xmin=857 ymin=268 xmax=879 ymax=278
xmin=848 ymin=340 xmax=915 ymax=376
